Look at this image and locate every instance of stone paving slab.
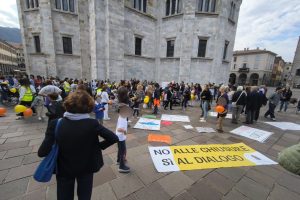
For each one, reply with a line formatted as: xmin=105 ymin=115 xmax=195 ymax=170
xmin=0 ymin=102 xmax=300 ymax=199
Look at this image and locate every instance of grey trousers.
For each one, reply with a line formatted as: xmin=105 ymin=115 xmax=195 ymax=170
xmin=232 ymin=105 xmax=243 ymax=123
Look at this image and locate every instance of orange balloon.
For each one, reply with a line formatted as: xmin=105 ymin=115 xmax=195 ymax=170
xmin=215 ymin=105 xmax=225 ymax=113
xmin=0 ymin=107 xmax=7 ymax=116
xmin=23 ymin=108 xmax=33 ymax=117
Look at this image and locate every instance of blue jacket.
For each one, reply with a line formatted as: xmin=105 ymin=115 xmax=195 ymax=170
xmin=94 ymin=103 xmax=105 ymax=119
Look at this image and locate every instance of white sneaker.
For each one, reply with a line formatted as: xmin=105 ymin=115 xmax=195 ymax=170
xmin=104 ymin=118 xmax=111 ymax=121
xmin=200 ymin=119 xmax=206 ymax=123
xmin=15 ymin=116 xmax=22 ymax=120
xmin=128 ymin=120 xmax=132 ymax=123
xmin=271 ymin=118 xmax=276 ymax=121
xmin=38 ymin=117 xmax=42 ymax=121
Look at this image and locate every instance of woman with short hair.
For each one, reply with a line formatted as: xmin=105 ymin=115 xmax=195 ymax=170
xmin=38 ymin=90 xmax=118 ymax=200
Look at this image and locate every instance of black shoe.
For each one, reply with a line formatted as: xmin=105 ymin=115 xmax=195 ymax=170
xmin=243 ymin=121 xmax=250 ymax=124
xmin=118 ymin=165 xmax=130 ymax=173
xmin=231 ymin=121 xmax=238 ymax=124
xmin=217 ymin=129 xmax=224 ymax=133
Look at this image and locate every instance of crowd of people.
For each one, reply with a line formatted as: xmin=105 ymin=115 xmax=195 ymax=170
xmin=0 ymin=74 xmax=299 ymax=200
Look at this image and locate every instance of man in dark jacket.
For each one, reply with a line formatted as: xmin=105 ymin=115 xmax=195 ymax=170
xmin=231 ymin=86 xmax=246 ymax=124
xmin=164 ymin=86 xmax=174 ymax=110
xmin=278 ymin=86 xmax=293 ymax=112
xmin=244 ymin=86 xmax=260 ymax=124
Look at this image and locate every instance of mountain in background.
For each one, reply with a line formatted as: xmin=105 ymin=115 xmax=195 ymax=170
xmin=0 ymin=26 xmax=22 ymax=43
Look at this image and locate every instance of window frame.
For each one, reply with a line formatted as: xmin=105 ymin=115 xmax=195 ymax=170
xmin=197 ymin=38 xmax=208 ymax=58
xmin=134 ymin=36 xmax=142 ymax=56
xmin=62 ymin=36 xmax=73 ymax=54
xmin=33 ymin=35 xmax=41 ymax=53
xmin=166 ymin=0 xmax=182 ymax=16
xmin=166 ymin=39 xmax=175 ymax=57
xmin=197 ymin=0 xmax=217 ymax=13
xmin=133 ymin=0 xmax=147 ymax=13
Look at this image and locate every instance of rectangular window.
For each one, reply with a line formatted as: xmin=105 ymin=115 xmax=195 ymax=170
xmin=243 ymin=63 xmax=247 ymax=68
xmin=34 ymin=35 xmax=41 ymax=53
xmin=135 ymin=37 xmax=142 ymax=56
xmin=62 ymin=0 xmax=68 ymax=11
xmin=177 ymin=0 xmax=182 ymax=13
xmin=204 ymin=0 xmax=210 ymax=12
xmin=25 ymin=0 xmax=30 ymax=9
xmin=233 ymin=64 xmax=236 ymax=69
xmin=210 ymin=0 xmax=216 ymax=12
xmin=167 ymin=40 xmax=175 ymax=57
xmin=62 ymin=36 xmax=72 ymax=54
xmin=55 ymin=0 xmax=61 ymax=9
xmin=198 ymin=0 xmax=203 ymax=11
xmin=35 ymin=0 xmax=39 ymax=7
xmin=229 ymin=2 xmax=236 ymax=20
xmin=223 ymin=40 xmax=229 ymax=60
xmin=30 ymin=0 xmax=34 ymax=8
xmin=143 ymin=0 xmax=147 ymax=12
xmin=171 ymin=0 xmax=176 ymax=15
xmin=233 ymin=56 xmax=237 ymax=62
xmin=166 ymin=0 xmax=170 ymax=16
xmin=198 ymin=39 xmax=207 ymax=57
xmin=69 ymin=0 xmax=75 ymax=12
xmin=296 ymin=69 xmax=300 ymax=76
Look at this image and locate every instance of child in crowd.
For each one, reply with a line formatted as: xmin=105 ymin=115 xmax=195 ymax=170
xmin=116 ymin=86 xmax=131 ymax=173
xmin=45 ymin=93 xmax=65 ymax=123
xmin=94 ymin=101 xmax=105 ymax=125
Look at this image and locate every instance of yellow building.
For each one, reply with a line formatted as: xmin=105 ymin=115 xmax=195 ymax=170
xmin=0 ymin=40 xmax=18 ymax=76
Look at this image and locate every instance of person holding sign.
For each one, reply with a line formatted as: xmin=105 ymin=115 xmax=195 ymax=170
xmin=216 ymin=86 xmax=229 ymax=133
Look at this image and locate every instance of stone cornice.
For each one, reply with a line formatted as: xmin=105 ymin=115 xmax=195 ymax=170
xmin=124 ymin=5 xmax=157 ymax=21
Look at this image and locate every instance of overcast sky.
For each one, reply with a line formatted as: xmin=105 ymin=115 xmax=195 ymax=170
xmin=0 ymin=0 xmax=299 ymax=62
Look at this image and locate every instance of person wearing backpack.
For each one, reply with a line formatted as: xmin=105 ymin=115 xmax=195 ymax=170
xmin=38 ymin=90 xmax=118 ymax=200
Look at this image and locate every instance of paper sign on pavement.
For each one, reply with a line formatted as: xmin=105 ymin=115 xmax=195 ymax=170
xmin=184 ymin=125 xmax=194 ymax=129
xmin=209 ymin=112 xmax=232 ymax=119
xmin=264 ymin=122 xmax=300 ymax=131
xmin=134 ymin=118 xmax=161 ymax=131
xmin=149 ymin=143 xmax=277 ymax=172
xmin=161 ymin=114 xmax=190 ymax=122
xmin=196 ymin=127 xmax=216 ymax=133
xmin=230 ymin=126 xmax=273 ymax=143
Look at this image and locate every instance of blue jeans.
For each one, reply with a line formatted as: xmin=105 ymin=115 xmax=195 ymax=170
xmin=202 ymin=101 xmax=209 ymax=119
xmin=265 ymin=103 xmax=276 ymax=119
xmin=279 ymin=101 xmax=289 ymax=112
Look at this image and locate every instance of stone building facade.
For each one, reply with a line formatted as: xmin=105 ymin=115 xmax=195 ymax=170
xmin=281 ymin=62 xmax=293 ymax=86
xmin=291 ymin=36 xmax=300 ymax=87
xmin=17 ymin=0 xmax=242 ymax=83
xmin=229 ymin=48 xmax=276 ymax=86
xmin=271 ymin=56 xmax=284 ymax=86
xmin=0 ymin=40 xmax=18 ymax=76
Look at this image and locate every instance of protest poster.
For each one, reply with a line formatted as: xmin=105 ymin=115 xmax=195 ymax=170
xmin=148 ymin=134 xmax=171 ymax=144
xmin=148 ymin=143 xmax=277 ymax=172
xmin=161 ymin=114 xmax=190 ymax=122
xmin=230 ymin=126 xmax=273 ymax=143
xmin=161 ymin=121 xmax=173 ymax=126
xmin=264 ymin=122 xmax=300 ymax=131
xmin=209 ymin=112 xmax=232 ymax=119
xmin=134 ymin=118 xmax=161 ymax=131
xmin=196 ymin=127 xmax=216 ymax=133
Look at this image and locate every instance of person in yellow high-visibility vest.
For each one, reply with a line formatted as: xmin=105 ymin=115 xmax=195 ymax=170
xmin=16 ymin=78 xmax=36 ymax=120
xmin=63 ymin=78 xmax=71 ymax=96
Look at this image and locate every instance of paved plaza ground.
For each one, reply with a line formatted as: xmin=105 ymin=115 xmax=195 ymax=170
xmin=0 ymin=88 xmax=300 ymax=200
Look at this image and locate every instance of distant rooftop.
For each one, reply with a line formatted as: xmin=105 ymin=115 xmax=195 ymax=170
xmin=233 ymin=47 xmax=277 ymax=56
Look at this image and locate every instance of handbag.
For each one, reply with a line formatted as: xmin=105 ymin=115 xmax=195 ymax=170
xmin=33 ymin=118 xmax=62 ymax=182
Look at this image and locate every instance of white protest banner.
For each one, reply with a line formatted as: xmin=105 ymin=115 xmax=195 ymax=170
xmin=134 ymin=118 xmax=161 ymax=131
xmin=230 ymin=126 xmax=273 ymax=143
xmin=264 ymin=122 xmax=300 ymax=131
xmin=149 ymin=143 xmax=277 ymax=172
xmin=196 ymin=127 xmax=216 ymax=133
xmin=161 ymin=114 xmax=190 ymax=122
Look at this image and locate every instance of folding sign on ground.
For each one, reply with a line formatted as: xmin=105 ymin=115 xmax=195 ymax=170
xmin=184 ymin=125 xmax=194 ymax=129
xmin=161 ymin=114 xmax=190 ymax=122
xmin=264 ymin=122 xmax=300 ymax=131
xmin=148 ymin=134 xmax=171 ymax=145
xmin=209 ymin=112 xmax=232 ymax=119
xmin=196 ymin=127 xmax=216 ymax=133
xmin=149 ymin=143 xmax=277 ymax=172
xmin=134 ymin=118 xmax=161 ymax=131
xmin=230 ymin=126 xmax=273 ymax=143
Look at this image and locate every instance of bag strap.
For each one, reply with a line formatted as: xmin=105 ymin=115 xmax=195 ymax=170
xmin=235 ymin=91 xmax=244 ymax=103
xmin=54 ymin=118 xmax=62 ymax=140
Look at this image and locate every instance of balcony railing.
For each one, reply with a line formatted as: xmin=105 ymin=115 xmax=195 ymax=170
xmin=238 ymin=67 xmax=249 ymax=73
